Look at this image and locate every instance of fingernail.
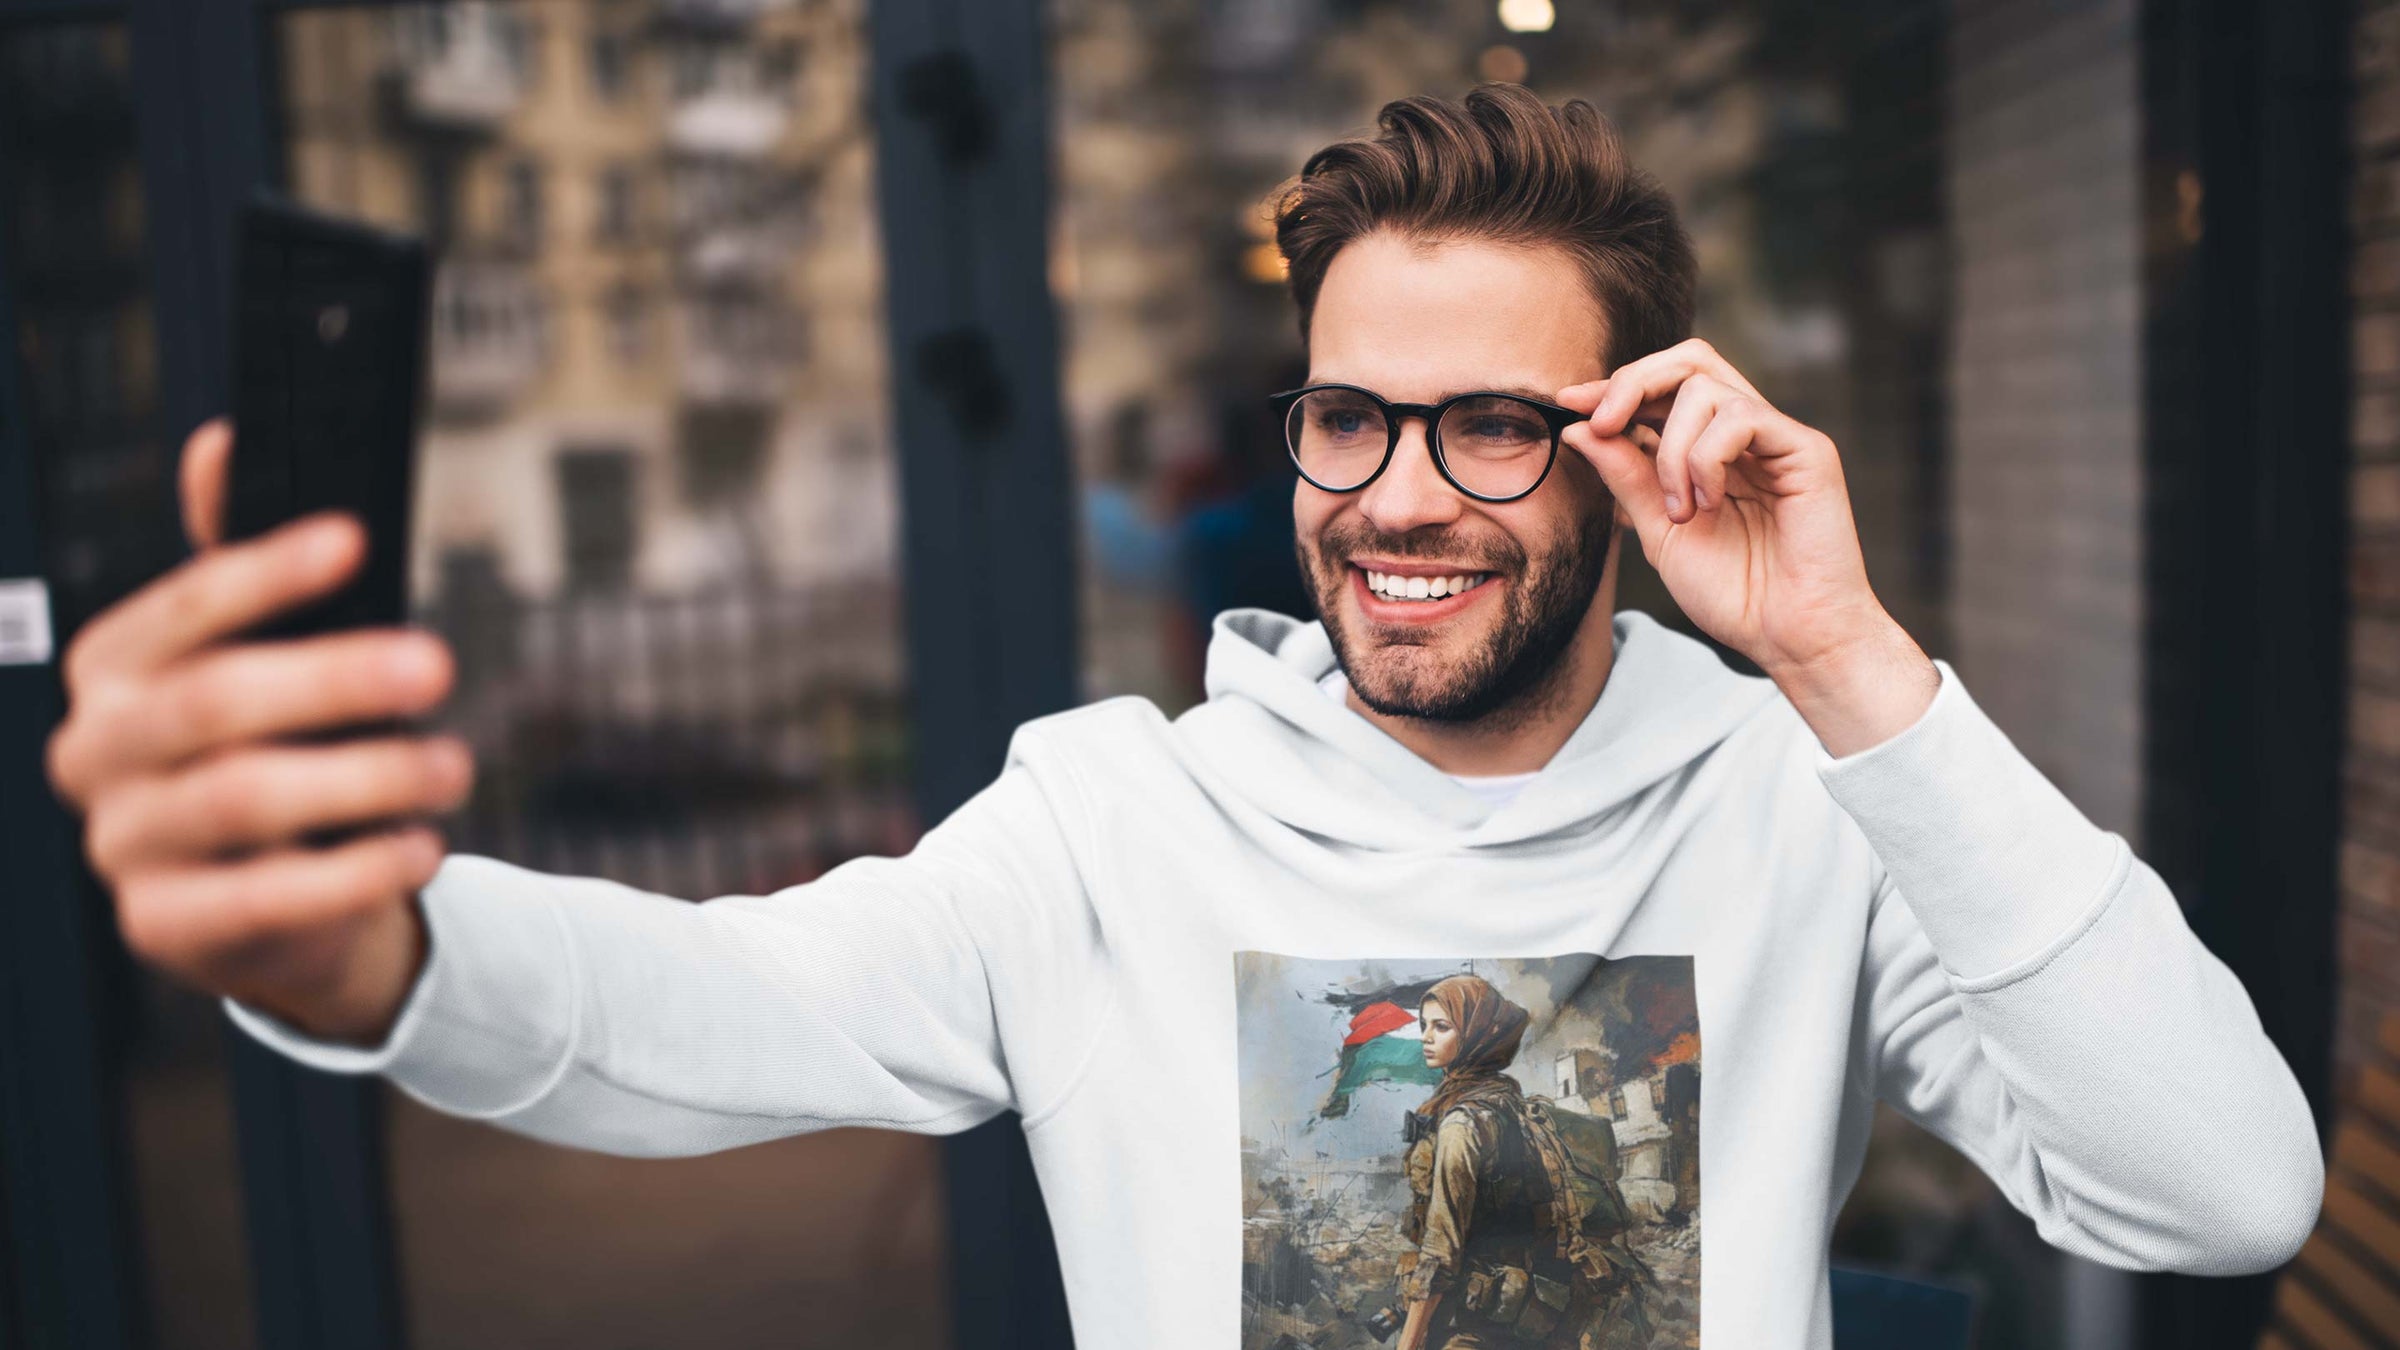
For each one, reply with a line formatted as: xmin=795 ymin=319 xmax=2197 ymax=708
xmin=1664 ymin=493 xmax=1683 ymax=515
xmin=1692 ymin=485 xmax=1708 ymax=509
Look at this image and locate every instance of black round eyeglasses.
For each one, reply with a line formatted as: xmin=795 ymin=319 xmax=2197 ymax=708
xmin=1268 ymin=382 xmax=1581 ymax=504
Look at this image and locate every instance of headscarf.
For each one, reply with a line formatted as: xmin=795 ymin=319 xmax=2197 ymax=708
xmin=1417 ymin=974 xmax=1531 ymax=1123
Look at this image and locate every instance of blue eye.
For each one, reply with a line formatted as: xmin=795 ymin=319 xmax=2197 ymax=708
xmin=1303 ymin=396 xmax=1382 ymax=442
xmin=1463 ymin=415 xmax=1539 ymax=442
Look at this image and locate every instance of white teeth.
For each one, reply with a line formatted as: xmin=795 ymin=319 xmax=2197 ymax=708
xmin=1362 ymin=567 xmax=1491 ymax=600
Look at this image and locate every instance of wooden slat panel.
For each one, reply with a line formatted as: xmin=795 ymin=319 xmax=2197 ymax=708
xmin=2336 ymin=1116 xmax=2400 ymax=1206
xmin=2277 ymin=1277 xmax=2376 ymax=1350
xmin=2360 ymin=1066 xmax=2400 ymax=1135
xmin=2324 ymin=1170 xmax=2400 ymax=1264
xmin=2294 ymin=1231 xmax=2400 ymax=1344
xmin=2259 ymin=1014 xmax=2400 ymax=1350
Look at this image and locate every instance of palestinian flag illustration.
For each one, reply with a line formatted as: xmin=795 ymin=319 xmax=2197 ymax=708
xmin=1236 ymin=952 xmax=1704 ymax=1349
xmin=1317 ymin=977 xmax=1451 ymax=1118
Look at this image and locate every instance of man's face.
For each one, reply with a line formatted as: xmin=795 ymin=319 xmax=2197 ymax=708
xmin=1294 ymin=232 xmax=1618 ymax=724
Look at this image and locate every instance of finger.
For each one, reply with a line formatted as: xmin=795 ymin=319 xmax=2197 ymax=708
xmin=1665 ymin=337 xmax=1762 ymax=400
xmin=1579 ymin=338 xmax=1762 ymax=436
xmin=1652 ymin=374 xmax=1734 ymax=522
xmin=62 ymin=510 xmax=365 ymax=689
xmin=52 ymin=628 xmax=453 ymax=803
xmin=89 ymin=734 xmax=473 ymax=876
xmin=114 ymin=823 xmax=445 ymax=972
xmin=180 ymin=418 xmax=233 ymax=552
xmin=1684 ymin=401 xmax=1765 ymax=513
xmin=1561 ymin=380 xmax=1678 ymax=431
xmin=1562 ymin=422 xmax=1671 ymax=560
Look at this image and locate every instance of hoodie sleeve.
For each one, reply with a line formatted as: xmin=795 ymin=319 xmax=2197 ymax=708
xmin=221 ymin=737 xmax=1109 ymax=1158
xmin=1816 ymin=660 xmax=2323 ymax=1277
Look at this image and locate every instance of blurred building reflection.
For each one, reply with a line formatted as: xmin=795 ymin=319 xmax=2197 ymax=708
xmin=281 ymin=0 xmax=913 ymax=899
xmin=273 ymin=5 xmax=943 ymax=1347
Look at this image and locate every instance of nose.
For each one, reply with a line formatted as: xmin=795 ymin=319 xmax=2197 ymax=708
xmin=1355 ymin=414 xmax=1465 ymax=534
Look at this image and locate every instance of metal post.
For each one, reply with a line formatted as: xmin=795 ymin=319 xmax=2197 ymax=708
xmin=866 ymin=0 xmax=1081 ymax=1345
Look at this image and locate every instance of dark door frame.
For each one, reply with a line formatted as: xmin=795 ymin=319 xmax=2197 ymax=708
xmin=2137 ymin=0 xmax=2351 ymax=1346
xmin=0 ymin=63 xmax=149 ymax=1350
xmin=0 ymin=0 xmax=1078 ymax=1347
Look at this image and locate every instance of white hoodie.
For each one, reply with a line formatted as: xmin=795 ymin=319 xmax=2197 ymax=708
xmin=231 ymin=607 xmax=2325 ymax=1348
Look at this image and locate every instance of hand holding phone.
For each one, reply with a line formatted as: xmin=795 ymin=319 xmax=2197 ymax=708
xmin=41 ymin=200 xmax=465 ymax=1047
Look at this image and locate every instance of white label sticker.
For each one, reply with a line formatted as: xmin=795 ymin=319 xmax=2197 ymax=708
xmin=0 ymin=577 xmax=54 ymax=666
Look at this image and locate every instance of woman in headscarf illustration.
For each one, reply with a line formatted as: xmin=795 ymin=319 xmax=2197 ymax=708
xmin=1394 ymin=975 xmax=1653 ymax=1350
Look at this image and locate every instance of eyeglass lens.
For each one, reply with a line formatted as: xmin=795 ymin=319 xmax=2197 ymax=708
xmin=1284 ymin=389 xmax=1553 ymax=499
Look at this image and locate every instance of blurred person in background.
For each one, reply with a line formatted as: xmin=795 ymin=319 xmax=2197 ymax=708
xmin=1083 ymin=400 xmax=1175 ymax=594
xmin=1166 ymin=360 xmax=1315 ymax=692
xmin=43 ymin=85 xmax=2322 ymax=1348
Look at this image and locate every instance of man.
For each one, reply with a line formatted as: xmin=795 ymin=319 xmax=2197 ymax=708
xmin=45 ymin=85 xmax=2321 ymax=1347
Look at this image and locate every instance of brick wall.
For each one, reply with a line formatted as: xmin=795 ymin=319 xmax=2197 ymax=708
xmin=1947 ymin=0 xmax=2146 ymax=844
xmin=2344 ymin=0 xmax=2400 ymax=1087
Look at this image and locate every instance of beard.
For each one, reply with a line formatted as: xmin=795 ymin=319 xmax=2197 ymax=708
xmin=1300 ymin=506 xmax=1615 ymax=727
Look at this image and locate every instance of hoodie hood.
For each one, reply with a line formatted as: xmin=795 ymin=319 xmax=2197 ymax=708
xmin=1171 ymin=607 xmax=1783 ymax=850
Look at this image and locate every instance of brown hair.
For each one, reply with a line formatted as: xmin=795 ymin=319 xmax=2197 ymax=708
xmin=1274 ymin=83 xmax=1695 ymax=372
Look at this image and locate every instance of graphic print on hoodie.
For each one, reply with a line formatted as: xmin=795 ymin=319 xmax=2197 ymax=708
xmin=1238 ymin=954 xmax=1701 ymax=1349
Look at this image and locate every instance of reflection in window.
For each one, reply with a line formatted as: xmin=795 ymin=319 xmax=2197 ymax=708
xmin=603 ymin=281 xmax=651 ymax=362
xmin=277 ymin=3 xmax=939 ymax=1346
xmin=595 ymin=160 xmax=638 ymax=242
xmin=556 ymin=444 xmax=636 ymax=592
xmin=588 ymin=27 xmax=632 ymax=102
xmin=500 ymin=156 xmax=543 ymax=250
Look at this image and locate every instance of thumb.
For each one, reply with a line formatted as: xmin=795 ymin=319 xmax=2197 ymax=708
xmin=180 ymin=417 xmax=232 ymax=552
xmin=1563 ymin=422 xmax=1668 ymax=558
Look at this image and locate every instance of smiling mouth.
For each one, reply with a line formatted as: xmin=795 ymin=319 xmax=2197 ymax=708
xmin=1358 ymin=566 xmax=1494 ymax=602
xmin=1349 ymin=563 xmax=1498 ymax=621
xmin=1363 ymin=559 xmax=1488 ymax=595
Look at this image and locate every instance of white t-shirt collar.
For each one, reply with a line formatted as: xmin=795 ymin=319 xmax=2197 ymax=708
xmin=1315 ymin=668 xmax=1541 ymax=808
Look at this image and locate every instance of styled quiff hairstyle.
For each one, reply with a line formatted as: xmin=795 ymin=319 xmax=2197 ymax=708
xmin=1274 ymin=84 xmax=1696 ymax=372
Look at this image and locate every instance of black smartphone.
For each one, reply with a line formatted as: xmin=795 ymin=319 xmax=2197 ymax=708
xmin=223 ymin=194 xmax=432 ymax=755
xmin=224 ymin=194 xmax=429 ymax=630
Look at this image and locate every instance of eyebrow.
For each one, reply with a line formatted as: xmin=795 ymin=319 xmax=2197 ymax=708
xmin=1305 ymin=379 xmax=1564 ymax=404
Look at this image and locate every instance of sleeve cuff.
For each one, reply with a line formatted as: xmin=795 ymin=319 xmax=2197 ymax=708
xmin=223 ymin=853 xmax=584 ymax=1118
xmin=1814 ymin=659 xmax=2126 ymax=982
